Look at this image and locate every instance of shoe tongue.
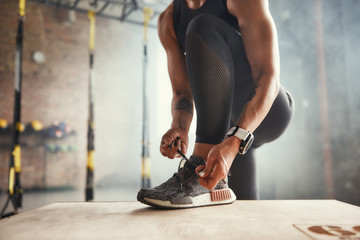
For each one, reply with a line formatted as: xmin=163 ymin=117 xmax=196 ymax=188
xmin=189 ymin=155 xmax=205 ymax=166
xmin=177 ymin=155 xmax=204 ymax=174
xmin=179 ymin=156 xmax=205 ymax=180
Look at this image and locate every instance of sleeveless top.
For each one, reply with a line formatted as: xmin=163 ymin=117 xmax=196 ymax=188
xmin=173 ymin=0 xmax=240 ymax=50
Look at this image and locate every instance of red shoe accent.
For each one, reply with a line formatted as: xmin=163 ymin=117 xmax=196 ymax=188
xmin=210 ymin=189 xmax=231 ymax=201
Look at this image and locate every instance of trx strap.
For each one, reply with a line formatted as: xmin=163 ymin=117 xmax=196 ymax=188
xmin=141 ymin=7 xmax=153 ymax=189
xmin=85 ymin=10 xmax=96 ymax=201
xmin=1 ymin=0 xmax=26 ymax=219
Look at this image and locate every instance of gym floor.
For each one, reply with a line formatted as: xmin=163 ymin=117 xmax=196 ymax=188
xmin=0 ymin=187 xmax=137 ymax=213
xmin=1 ymin=200 xmax=360 ymax=240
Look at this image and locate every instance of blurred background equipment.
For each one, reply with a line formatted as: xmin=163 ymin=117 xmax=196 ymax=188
xmin=43 ymin=121 xmax=75 ymax=139
xmin=26 ymin=120 xmax=43 ymax=132
xmin=314 ymin=0 xmax=334 ymax=199
xmin=1 ymin=0 xmax=26 ymax=219
xmin=85 ymin=9 xmax=96 ymax=202
xmin=0 ymin=119 xmax=8 ymax=130
xmin=28 ymin=0 xmax=164 ymax=27
xmin=140 ymin=7 xmax=153 ymax=189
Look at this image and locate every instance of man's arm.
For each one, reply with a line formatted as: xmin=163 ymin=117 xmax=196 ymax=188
xmin=198 ymin=0 xmax=281 ymax=190
xmin=228 ymin=0 xmax=280 ymax=133
xmin=158 ymin=3 xmax=194 ymax=158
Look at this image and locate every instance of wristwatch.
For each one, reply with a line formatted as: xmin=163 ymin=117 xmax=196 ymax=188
xmin=225 ymin=126 xmax=254 ymax=155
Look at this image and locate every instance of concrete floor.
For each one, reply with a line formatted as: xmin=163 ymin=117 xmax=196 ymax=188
xmin=0 ymin=186 xmax=138 ymax=214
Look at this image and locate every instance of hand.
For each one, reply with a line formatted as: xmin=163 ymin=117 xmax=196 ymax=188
xmin=160 ymin=128 xmax=189 ymax=159
xmin=196 ymin=137 xmax=240 ymax=190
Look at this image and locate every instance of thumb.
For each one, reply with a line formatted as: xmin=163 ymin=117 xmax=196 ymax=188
xmin=195 ymin=164 xmax=205 ymax=175
xmin=180 ymin=142 xmax=187 ymax=155
xmin=197 ymin=158 xmax=215 ymax=178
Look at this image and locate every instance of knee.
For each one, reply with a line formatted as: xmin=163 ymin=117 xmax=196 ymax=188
xmin=185 ymin=14 xmax=219 ymax=52
xmin=186 ymin=14 xmax=218 ymax=37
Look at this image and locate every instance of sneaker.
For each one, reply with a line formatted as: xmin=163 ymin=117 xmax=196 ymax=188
xmin=137 ymin=155 xmax=236 ymax=209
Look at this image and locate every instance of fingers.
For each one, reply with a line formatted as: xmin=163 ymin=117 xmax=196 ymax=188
xmin=160 ymin=135 xmax=183 ymax=159
xmin=198 ymin=156 xmax=228 ymax=190
xmin=160 ymin=140 xmax=176 ymax=159
xmin=199 ymin=177 xmax=219 ymax=191
xmin=160 ymin=137 xmax=171 ymax=157
xmin=160 ymin=134 xmax=172 ymax=157
xmin=198 ymin=164 xmax=226 ymax=190
xmin=195 ymin=164 xmax=205 ymax=175
xmin=160 ymin=129 xmax=177 ymax=157
xmin=160 ymin=128 xmax=189 ymax=159
xmin=168 ymin=138 xmax=179 ymax=159
xmin=197 ymin=156 xmax=215 ymax=179
xmin=180 ymin=142 xmax=187 ymax=155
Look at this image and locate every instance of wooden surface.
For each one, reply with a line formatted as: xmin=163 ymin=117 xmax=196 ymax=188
xmin=0 ymin=200 xmax=359 ymax=240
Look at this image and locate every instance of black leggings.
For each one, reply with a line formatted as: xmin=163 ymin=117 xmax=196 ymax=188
xmin=185 ymin=14 xmax=294 ymax=199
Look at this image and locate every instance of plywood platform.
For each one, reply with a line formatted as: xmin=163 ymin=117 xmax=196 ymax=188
xmin=0 ymin=200 xmax=359 ymax=240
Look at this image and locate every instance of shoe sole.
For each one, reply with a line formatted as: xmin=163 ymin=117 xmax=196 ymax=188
xmin=139 ymin=189 xmax=236 ymax=209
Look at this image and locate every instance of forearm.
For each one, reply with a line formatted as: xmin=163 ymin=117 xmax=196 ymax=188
xmin=227 ymin=0 xmax=281 ymax=132
xmin=236 ymin=74 xmax=279 ymax=132
xmin=170 ymin=95 xmax=194 ymax=133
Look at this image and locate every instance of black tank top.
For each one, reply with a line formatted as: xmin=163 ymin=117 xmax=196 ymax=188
xmin=173 ymin=0 xmax=239 ymax=50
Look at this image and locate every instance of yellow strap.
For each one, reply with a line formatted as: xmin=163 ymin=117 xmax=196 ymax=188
xmin=87 ymin=150 xmax=94 ymax=171
xmin=88 ymin=11 xmax=96 ymax=51
xmin=9 ymin=167 xmax=15 ymax=195
xmin=13 ymin=145 xmax=21 ymax=173
xmin=19 ymin=0 xmax=26 ymax=17
xmin=143 ymin=7 xmax=154 ymax=41
xmin=141 ymin=157 xmax=145 ymax=177
xmin=142 ymin=157 xmax=151 ymax=178
xmin=145 ymin=157 xmax=151 ymax=178
xmin=16 ymin=122 xmax=25 ymax=132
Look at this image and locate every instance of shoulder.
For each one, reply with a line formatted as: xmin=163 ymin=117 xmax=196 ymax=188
xmin=158 ymin=1 xmax=174 ymax=25
xmin=227 ymin=0 xmax=271 ymax=26
xmin=158 ymin=2 xmax=177 ymax=46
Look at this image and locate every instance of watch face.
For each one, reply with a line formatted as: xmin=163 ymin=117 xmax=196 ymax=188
xmin=243 ymin=135 xmax=254 ymax=153
xmin=239 ymin=134 xmax=254 ymax=155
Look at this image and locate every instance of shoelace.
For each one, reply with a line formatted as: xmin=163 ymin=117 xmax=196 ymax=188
xmin=176 ymin=151 xmax=198 ymax=191
xmin=175 ymin=153 xmax=231 ymax=192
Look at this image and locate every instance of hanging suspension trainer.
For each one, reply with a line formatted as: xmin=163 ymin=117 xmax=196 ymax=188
xmin=85 ymin=10 xmax=96 ymax=201
xmin=1 ymin=0 xmax=26 ymax=219
xmin=141 ymin=7 xmax=153 ymax=188
xmin=141 ymin=7 xmax=154 ymax=189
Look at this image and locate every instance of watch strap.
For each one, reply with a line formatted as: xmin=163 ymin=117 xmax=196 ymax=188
xmin=225 ymin=126 xmax=254 ymax=155
xmin=226 ymin=126 xmax=249 ymax=140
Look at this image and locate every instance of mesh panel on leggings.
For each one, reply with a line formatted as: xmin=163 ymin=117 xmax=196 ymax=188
xmin=186 ymin=32 xmax=233 ymax=144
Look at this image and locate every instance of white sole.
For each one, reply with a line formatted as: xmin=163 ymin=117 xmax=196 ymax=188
xmin=143 ymin=189 xmax=236 ymax=209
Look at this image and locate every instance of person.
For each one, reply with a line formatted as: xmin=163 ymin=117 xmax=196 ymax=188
xmin=137 ymin=0 xmax=294 ymax=208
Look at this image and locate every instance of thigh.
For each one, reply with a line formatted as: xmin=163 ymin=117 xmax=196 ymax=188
xmin=252 ymin=87 xmax=294 ymax=148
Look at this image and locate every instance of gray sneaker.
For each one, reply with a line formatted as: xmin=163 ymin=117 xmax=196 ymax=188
xmin=137 ymin=155 xmax=236 ymax=208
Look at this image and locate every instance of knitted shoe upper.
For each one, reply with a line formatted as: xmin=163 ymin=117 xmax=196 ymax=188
xmin=137 ymin=155 xmax=229 ymax=202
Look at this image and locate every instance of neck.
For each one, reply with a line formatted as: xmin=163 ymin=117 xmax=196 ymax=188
xmin=185 ymin=0 xmax=207 ymax=9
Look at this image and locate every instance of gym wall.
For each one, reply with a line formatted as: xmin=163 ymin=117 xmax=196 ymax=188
xmin=0 ymin=1 xmax=88 ymax=190
xmin=0 ymin=0 xmax=173 ymax=192
xmin=0 ymin=0 xmax=359 ymax=206
xmin=257 ymin=0 xmax=360 ymax=206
